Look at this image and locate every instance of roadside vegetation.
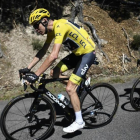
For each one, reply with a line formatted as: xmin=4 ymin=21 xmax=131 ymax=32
xmin=32 ymin=38 xmax=44 ymax=51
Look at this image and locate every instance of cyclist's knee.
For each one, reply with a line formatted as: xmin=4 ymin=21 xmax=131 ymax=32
xmin=66 ymin=81 xmax=77 ymax=96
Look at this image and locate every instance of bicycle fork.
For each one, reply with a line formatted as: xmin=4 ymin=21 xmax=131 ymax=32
xmin=25 ymin=93 xmax=43 ymax=123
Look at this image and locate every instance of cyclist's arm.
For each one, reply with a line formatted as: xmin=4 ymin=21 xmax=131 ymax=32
xmin=28 ymin=43 xmax=50 ymax=70
xmin=35 ymin=43 xmax=61 ymax=76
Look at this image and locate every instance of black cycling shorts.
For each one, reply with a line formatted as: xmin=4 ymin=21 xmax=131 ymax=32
xmin=56 ymin=51 xmax=96 ymax=85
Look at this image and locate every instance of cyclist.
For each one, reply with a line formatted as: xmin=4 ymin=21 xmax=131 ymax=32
xmin=19 ymin=8 xmax=96 ymax=133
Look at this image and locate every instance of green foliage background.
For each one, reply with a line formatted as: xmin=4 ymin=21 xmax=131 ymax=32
xmin=131 ymin=35 xmax=140 ymax=50
xmin=1 ymin=0 xmax=140 ymax=32
xmin=0 ymin=0 xmax=70 ymax=32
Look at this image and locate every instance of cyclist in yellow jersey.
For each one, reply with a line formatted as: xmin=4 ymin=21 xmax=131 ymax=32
xmin=19 ymin=8 xmax=96 ymax=133
xmin=46 ymin=19 xmax=95 ymax=56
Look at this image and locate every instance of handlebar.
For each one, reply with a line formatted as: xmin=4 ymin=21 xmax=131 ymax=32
xmin=19 ymin=72 xmax=46 ymax=92
xmin=19 ymin=71 xmax=92 ymax=92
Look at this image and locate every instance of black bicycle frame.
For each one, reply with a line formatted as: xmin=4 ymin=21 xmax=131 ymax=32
xmin=29 ymin=78 xmax=74 ymax=118
xmin=29 ymin=77 xmax=102 ymax=118
xmin=83 ymin=86 xmax=103 ymax=114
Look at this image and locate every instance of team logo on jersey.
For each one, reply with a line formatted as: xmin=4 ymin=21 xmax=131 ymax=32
xmin=56 ymin=25 xmax=60 ymax=28
xmin=81 ymin=64 xmax=89 ymax=75
xmin=80 ymin=40 xmax=86 ymax=49
xmin=55 ymin=33 xmax=61 ymax=36
xmin=69 ymin=32 xmax=78 ymax=40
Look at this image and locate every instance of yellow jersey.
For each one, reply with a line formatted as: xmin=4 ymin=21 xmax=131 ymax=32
xmin=46 ymin=19 xmax=95 ymax=56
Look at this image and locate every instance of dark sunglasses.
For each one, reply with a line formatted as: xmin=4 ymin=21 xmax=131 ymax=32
xmin=33 ymin=21 xmax=41 ymax=29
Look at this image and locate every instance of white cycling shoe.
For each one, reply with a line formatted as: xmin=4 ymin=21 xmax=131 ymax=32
xmin=63 ymin=121 xmax=85 ymax=133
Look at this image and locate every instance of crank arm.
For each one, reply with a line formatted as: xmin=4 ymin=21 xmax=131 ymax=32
xmin=82 ymin=108 xmax=102 ymax=115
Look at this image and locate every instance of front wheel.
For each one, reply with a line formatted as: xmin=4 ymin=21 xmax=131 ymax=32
xmin=130 ymin=78 xmax=140 ymax=111
xmin=0 ymin=93 xmax=56 ymax=140
xmin=80 ymin=83 xmax=119 ymax=128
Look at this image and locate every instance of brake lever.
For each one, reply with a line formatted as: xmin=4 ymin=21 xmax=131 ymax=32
xmin=20 ymin=76 xmax=27 ymax=91
xmin=24 ymin=83 xmax=27 ymax=91
xmin=19 ymin=72 xmax=22 ymax=81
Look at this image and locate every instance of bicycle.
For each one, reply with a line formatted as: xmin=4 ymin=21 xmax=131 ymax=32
xmin=130 ymin=77 xmax=140 ymax=111
xmin=0 ymin=69 xmax=119 ymax=140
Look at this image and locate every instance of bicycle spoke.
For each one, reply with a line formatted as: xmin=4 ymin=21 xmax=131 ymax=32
xmin=18 ymin=121 xmax=28 ymax=140
xmin=6 ymin=119 xmax=26 ymax=121
xmin=101 ymin=86 xmax=106 ymax=103
xmin=103 ymin=94 xmax=115 ymax=105
xmin=14 ymin=104 xmax=25 ymax=116
xmin=8 ymin=111 xmax=25 ymax=118
xmin=22 ymin=99 xmax=27 ymax=114
xmin=7 ymin=120 xmax=27 ymax=130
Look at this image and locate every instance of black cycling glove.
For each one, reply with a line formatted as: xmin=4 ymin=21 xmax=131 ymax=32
xmin=19 ymin=67 xmax=30 ymax=74
xmin=25 ymin=73 xmax=39 ymax=83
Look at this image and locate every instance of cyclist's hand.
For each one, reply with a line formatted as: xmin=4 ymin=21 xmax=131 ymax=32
xmin=25 ymin=73 xmax=39 ymax=84
xmin=19 ymin=67 xmax=30 ymax=75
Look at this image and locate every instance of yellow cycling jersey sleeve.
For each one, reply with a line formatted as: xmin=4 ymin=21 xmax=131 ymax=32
xmin=46 ymin=19 xmax=96 ymax=55
xmin=54 ymin=20 xmax=68 ymax=44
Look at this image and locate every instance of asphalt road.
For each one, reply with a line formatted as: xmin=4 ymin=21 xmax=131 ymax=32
xmin=0 ymin=78 xmax=140 ymax=140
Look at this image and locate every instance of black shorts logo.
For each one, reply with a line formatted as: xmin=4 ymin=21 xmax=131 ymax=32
xmin=81 ymin=64 xmax=88 ymax=75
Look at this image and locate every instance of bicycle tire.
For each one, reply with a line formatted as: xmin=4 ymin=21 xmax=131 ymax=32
xmin=80 ymin=83 xmax=119 ymax=128
xmin=0 ymin=93 xmax=56 ymax=140
xmin=130 ymin=78 xmax=140 ymax=111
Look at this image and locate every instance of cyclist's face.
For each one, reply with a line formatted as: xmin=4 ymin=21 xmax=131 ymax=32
xmin=33 ymin=21 xmax=46 ymax=35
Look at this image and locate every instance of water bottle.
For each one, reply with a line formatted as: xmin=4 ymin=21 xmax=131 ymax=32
xmin=58 ymin=94 xmax=70 ymax=106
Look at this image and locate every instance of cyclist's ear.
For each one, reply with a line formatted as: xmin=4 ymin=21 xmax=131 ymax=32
xmin=42 ymin=18 xmax=48 ymax=25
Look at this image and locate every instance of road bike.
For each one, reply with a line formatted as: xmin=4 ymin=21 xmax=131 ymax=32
xmin=0 ymin=70 xmax=119 ymax=140
xmin=130 ymin=77 xmax=140 ymax=110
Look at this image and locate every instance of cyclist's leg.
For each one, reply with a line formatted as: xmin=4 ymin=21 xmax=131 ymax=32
xmin=63 ymin=51 xmax=96 ymax=133
xmin=50 ymin=66 xmax=67 ymax=78
xmin=66 ymin=78 xmax=82 ymax=116
xmin=64 ymin=79 xmax=85 ymax=133
xmin=68 ymin=51 xmax=96 ymax=111
xmin=71 ymin=51 xmax=96 ymax=93
xmin=50 ymin=53 xmax=80 ymax=84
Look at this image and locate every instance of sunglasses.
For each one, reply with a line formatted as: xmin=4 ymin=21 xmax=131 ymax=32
xmin=33 ymin=21 xmax=41 ymax=29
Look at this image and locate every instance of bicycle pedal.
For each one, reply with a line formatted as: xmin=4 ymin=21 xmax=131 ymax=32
xmin=64 ymin=112 xmax=75 ymax=123
xmin=89 ymin=111 xmax=97 ymax=123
